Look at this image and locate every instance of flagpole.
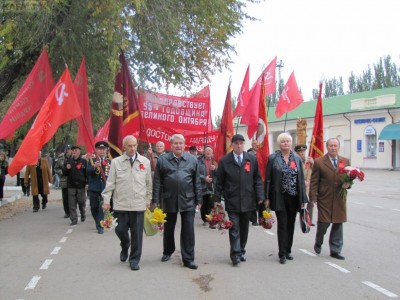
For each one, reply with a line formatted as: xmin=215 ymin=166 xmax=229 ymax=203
xmin=283 ymin=113 xmax=288 ymax=132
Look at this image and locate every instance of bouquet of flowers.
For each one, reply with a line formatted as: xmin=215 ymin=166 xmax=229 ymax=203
xmin=206 ymin=202 xmax=233 ymax=231
xmin=258 ymin=208 xmax=275 ymax=229
xmin=338 ymin=165 xmax=365 ymax=200
xmin=149 ymin=208 xmax=167 ymax=231
xmin=100 ymin=210 xmax=117 ymax=231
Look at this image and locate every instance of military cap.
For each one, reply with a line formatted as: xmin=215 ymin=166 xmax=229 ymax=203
xmin=95 ymin=141 xmax=109 ymax=148
xmin=232 ymin=134 xmax=245 ymax=143
xmin=294 ymin=144 xmax=307 ymax=152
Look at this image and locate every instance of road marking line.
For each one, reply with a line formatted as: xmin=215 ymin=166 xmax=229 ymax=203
xmin=373 ymin=205 xmax=384 ymax=208
xmin=354 ymin=202 xmax=365 ymax=205
xmin=392 ymin=209 xmax=400 ymax=212
xmin=362 ymin=281 xmax=398 ymax=298
xmin=25 ymin=276 xmax=41 ymax=290
xmin=51 ymin=247 xmax=61 ymax=255
xmin=325 ymin=262 xmax=351 ymax=273
xmin=40 ymin=259 xmax=53 ymax=270
xmin=66 ymin=229 xmax=73 ymax=234
xmin=263 ymin=230 xmax=275 ymax=236
xmin=299 ymin=249 xmax=317 ymax=256
xmin=59 ymin=237 xmax=67 ymax=243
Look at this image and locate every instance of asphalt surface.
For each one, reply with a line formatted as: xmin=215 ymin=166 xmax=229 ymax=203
xmin=0 ymin=169 xmax=399 ymax=300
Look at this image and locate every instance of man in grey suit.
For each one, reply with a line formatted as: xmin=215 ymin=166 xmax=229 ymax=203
xmin=309 ymin=138 xmax=350 ymax=260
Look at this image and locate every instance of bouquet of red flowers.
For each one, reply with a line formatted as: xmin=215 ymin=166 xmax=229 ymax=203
xmin=258 ymin=208 xmax=275 ymax=229
xmin=206 ymin=203 xmax=233 ymax=231
xmin=338 ymin=165 xmax=365 ymax=200
xmin=100 ymin=210 xmax=117 ymax=231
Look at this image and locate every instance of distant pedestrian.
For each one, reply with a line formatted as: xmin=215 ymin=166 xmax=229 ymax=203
xmin=54 ymin=145 xmax=72 ymax=218
xmin=19 ymin=165 xmax=30 ymax=196
xmin=0 ymin=152 xmax=9 ymax=202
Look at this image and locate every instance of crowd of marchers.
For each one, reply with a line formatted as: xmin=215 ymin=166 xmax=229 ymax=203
xmin=0 ymin=133 xmax=350 ymax=271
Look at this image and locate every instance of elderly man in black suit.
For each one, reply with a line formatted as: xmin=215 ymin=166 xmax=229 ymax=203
xmin=215 ymin=134 xmax=264 ymax=266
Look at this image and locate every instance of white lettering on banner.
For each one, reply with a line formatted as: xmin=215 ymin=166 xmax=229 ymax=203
xmin=145 ymin=128 xmax=173 ymax=142
xmin=189 ymin=135 xmax=216 ymax=144
xmin=281 ymin=86 xmax=290 ymax=103
xmin=142 ymin=111 xmax=175 ymax=122
xmin=55 ymin=82 xmax=68 ymax=106
xmin=178 ymin=116 xmax=207 ymax=126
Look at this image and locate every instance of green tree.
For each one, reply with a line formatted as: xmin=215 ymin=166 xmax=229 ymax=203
xmin=324 ymin=77 xmax=344 ymax=98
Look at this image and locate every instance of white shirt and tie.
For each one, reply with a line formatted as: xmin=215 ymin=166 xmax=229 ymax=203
xmin=234 ymin=153 xmax=243 ymax=166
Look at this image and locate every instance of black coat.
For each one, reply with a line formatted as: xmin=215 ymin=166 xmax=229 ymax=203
xmin=264 ymin=151 xmax=308 ymax=212
xmin=215 ymin=151 xmax=264 ymax=212
xmin=63 ymin=156 xmax=87 ymax=189
xmin=86 ymin=157 xmax=111 ymax=192
xmin=152 ymin=152 xmax=202 ymax=213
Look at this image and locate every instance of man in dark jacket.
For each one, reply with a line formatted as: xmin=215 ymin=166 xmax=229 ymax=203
xmin=87 ymin=141 xmax=111 ymax=234
xmin=152 ymin=134 xmax=202 ymax=270
xmin=215 ymin=134 xmax=264 ymax=265
xmin=64 ymin=145 xmax=87 ymax=225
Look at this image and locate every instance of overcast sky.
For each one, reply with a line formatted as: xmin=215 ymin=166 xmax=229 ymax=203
xmin=208 ymin=0 xmax=400 ymax=120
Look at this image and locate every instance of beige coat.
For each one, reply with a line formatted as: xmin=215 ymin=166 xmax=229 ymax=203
xmin=309 ymin=154 xmax=350 ymax=223
xmin=102 ymin=153 xmax=152 ymax=211
xmin=24 ymin=159 xmax=52 ymax=196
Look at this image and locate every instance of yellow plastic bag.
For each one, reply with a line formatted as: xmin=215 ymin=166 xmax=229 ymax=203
xmin=144 ymin=209 xmax=158 ymax=236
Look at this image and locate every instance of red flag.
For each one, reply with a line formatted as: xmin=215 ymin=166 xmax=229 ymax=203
xmin=95 ymin=118 xmax=110 ymax=142
xmin=241 ymin=57 xmax=277 ymax=138
xmin=8 ymin=69 xmax=82 ymax=176
xmin=309 ymin=82 xmax=324 ymax=159
xmin=0 ymin=49 xmax=55 ymax=140
xmin=256 ymin=74 xmax=269 ymax=181
xmin=74 ymin=57 xmax=95 ymax=154
xmin=192 ymin=85 xmax=213 ymax=131
xmin=108 ymin=51 xmax=140 ymax=157
xmin=214 ymin=85 xmax=234 ymax=162
xmin=233 ymin=65 xmax=250 ymax=118
xmin=275 ymin=71 xmax=304 ymax=119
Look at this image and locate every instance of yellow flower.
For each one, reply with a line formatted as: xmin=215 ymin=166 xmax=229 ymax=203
xmin=150 ymin=208 xmax=167 ymax=224
xmin=262 ymin=210 xmax=272 ymax=219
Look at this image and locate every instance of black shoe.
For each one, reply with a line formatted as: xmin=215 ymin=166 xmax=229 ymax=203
xmin=161 ymin=254 xmax=171 ymax=262
xmin=311 ymin=223 xmax=316 ymax=226
xmin=97 ymin=228 xmax=104 ymax=234
xmin=42 ymin=204 xmax=46 ymax=209
xmin=240 ymin=256 xmax=246 ymax=262
xmin=183 ymin=262 xmax=198 ymax=270
xmin=130 ymin=264 xmax=140 ymax=271
xmin=279 ymin=256 xmax=287 ymax=264
xmin=70 ymin=220 xmax=77 ymax=225
xmin=33 ymin=208 xmax=39 ymax=213
xmin=286 ymin=254 xmax=294 ymax=260
xmin=81 ymin=215 xmax=86 ymax=222
xmin=120 ymin=249 xmax=128 ymax=262
xmin=64 ymin=214 xmax=70 ymax=218
xmin=252 ymin=222 xmax=259 ymax=226
xmin=232 ymin=258 xmax=240 ymax=266
xmin=330 ymin=253 xmax=345 ymax=260
xmin=314 ymin=244 xmax=321 ymax=254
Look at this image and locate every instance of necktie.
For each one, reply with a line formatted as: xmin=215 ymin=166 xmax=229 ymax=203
xmin=237 ymin=155 xmax=242 ymax=166
xmin=333 ymin=158 xmax=337 ymax=169
xmin=129 ymin=157 xmax=133 ymax=167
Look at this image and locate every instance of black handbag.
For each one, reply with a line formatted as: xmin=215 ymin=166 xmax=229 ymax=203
xmin=299 ymin=208 xmax=310 ymax=233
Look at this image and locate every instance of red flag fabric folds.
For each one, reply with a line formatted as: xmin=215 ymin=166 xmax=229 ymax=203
xmin=241 ymin=57 xmax=277 ymax=138
xmin=309 ymin=83 xmax=324 ymax=159
xmin=233 ymin=65 xmax=250 ymax=118
xmin=95 ymin=118 xmax=110 ymax=143
xmin=275 ymin=71 xmax=304 ymax=119
xmin=214 ymin=85 xmax=234 ymax=162
xmin=74 ymin=57 xmax=95 ymax=154
xmin=256 ymin=74 xmax=270 ymax=181
xmin=8 ymin=69 xmax=82 ymax=176
xmin=0 ymin=49 xmax=55 ymax=140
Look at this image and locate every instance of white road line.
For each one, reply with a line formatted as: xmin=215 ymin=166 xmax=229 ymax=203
xmin=59 ymin=237 xmax=68 ymax=243
xmin=66 ymin=229 xmax=73 ymax=234
xmin=263 ymin=230 xmax=275 ymax=236
xmin=325 ymin=262 xmax=351 ymax=273
xmin=354 ymin=202 xmax=365 ymax=205
xmin=51 ymin=247 xmax=61 ymax=255
xmin=373 ymin=205 xmax=384 ymax=208
xmin=392 ymin=209 xmax=400 ymax=212
xmin=299 ymin=249 xmax=317 ymax=257
xmin=25 ymin=276 xmax=41 ymax=290
xmin=40 ymin=259 xmax=53 ymax=270
xmin=362 ymin=281 xmax=398 ymax=298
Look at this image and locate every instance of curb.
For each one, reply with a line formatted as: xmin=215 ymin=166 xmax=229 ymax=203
xmin=0 ymin=194 xmax=22 ymax=207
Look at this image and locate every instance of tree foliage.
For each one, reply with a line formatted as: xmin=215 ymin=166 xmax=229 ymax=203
xmin=0 ymin=0 xmax=257 ymax=130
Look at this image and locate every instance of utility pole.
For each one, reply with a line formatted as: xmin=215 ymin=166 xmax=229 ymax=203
xmin=276 ymin=59 xmax=284 ymax=94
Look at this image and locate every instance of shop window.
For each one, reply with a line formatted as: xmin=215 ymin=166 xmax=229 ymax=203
xmin=364 ymin=126 xmax=376 ymax=157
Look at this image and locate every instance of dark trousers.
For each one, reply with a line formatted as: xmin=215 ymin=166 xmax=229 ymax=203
xmin=61 ymin=188 xmax=69 ymax=216
xmin=200 ymin=194 xmax=214 ymax=223
xmin=32 ymin=194 xmax=48 ymax=210
xmin=227 ymin=211 xmax=251 ymax=260
xmin=315 ymin=222 xmax=343 ymax=255
xmin=67 ymin=188 xmax=86 ymax=222
xmin=114 ymin=211 xmax=144 ymax=266
xmin=89 ymin=191 xmax=105 ymax=230
xmin=163 ymin=211 xmax=196 ymax=264
xmin=0 ymin=177 xmax=5 ymax=199
xmin=20 ymin=178 xmax=30 ymax=196
xmin=250 ymin=203 xmax=264 ymax=224
xmin=275 ymin=194 xmax=298 ymax=258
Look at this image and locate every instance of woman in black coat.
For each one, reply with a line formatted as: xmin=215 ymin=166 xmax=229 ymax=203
xmin=264 ymin=133 xmax=308 ymax=264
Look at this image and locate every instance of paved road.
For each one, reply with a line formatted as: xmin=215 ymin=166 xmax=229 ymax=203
xmin=0 ymin=170 xmax=399 ymax=300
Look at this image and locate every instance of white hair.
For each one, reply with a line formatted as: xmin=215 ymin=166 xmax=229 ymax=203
xmin=276 ymin=132 xmax=293 ymax=144
xmin=122 ymin=135 xmax=137 ymax=146
xmin=170 ymin=134 xmax=185 ymax=143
